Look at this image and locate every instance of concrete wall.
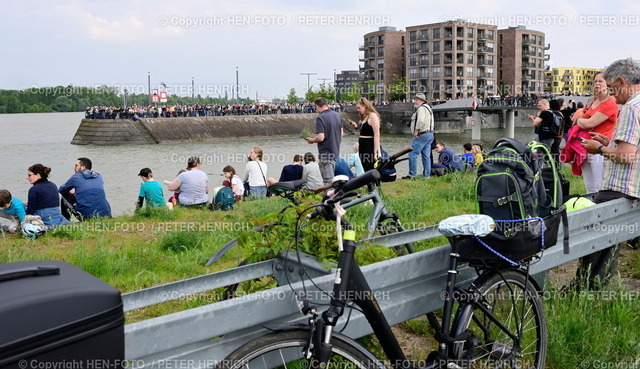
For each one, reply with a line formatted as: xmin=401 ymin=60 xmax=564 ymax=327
xmin=72 ymin=113 xmax=348 ymax=145
xmin=72 ymin=107 xmax=539 ymax=145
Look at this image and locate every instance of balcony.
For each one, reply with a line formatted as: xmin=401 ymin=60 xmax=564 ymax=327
xmin=477 ymin=47 xmax=494 ymax=54
xmin=418 ymin=60 xmax=429 ymax=66
xmin=444 ymin=59 xmax=453 ymax=64
xmin=478 ymin=60 xmax=493 ymax=66
xmin=477 ymin=73 xmax=494 ymax=80
xmin=522 ymin=38 xmax=536 ymax=46
xmin=522 ymin=50 xmax=536 ymax=57
xmin=417 ymin=34 xmax=429 ymax=41
xmin=522 ymin=62 xmax=536 ymax=69
xmin=477 ymin=34 xmax=493 ymax=41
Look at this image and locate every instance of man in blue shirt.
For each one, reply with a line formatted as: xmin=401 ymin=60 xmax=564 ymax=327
xmin=432 ymin=142 xmax=462 ymax=175
xmin=59 ymin=157 xmax=112 ymax=220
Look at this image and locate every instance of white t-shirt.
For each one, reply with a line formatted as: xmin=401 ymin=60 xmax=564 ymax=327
xmin=176 ymin=169 xmax=209 ymax=205
xmin=230 ymin=175 xmax=243 ymax=197
xmin=243 ymin=161 xmax=267 ymax=187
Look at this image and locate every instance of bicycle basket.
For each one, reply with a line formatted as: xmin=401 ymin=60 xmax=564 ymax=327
xmin=458 ymin=206 xmax=564 ymax=266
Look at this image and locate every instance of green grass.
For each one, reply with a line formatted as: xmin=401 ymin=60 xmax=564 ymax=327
xmin=545 ymin=281 xmax=640 ymax=368
xmin=1 ymin=169 xmax=638 ymax=367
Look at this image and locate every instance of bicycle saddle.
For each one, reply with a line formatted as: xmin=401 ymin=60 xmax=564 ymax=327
xmin=438 ymin=214 xmax=495 ymax=237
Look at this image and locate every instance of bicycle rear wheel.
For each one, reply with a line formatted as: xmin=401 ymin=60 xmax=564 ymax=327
xmin=220 ymin=330 xmax=385 ymax=369
xmin=451 ymin=269 xmax=547 ymax=368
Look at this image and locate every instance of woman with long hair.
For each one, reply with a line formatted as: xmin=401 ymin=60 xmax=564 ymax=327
xmin=243 ymin=146 xmax=268 ymax=199
xmin=349 ymin=97 xmax=381 ymax=172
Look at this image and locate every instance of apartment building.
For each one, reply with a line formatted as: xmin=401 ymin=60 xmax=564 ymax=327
xmin=548 ymin=67 xmax=601 ymax=94
xmin=402 ymin=21 xmax=500 ymax=100
xmin=497 ymin=26 xmax=547 ymax=96
xmin=335 ymin=70 xmax=360 ymax=98
xmin=359 ymin=27 xmax=405 ymax=100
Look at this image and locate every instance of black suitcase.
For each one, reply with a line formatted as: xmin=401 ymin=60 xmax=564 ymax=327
xmin=0 ymin=261 xmax=124 ymax=369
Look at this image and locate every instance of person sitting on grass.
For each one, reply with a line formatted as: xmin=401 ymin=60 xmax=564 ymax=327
xmin=137 ymin=168 xmax=166 ymax=209
xmin=432 ymin=142 xmax=463 ymax=175
xmin=0 ymin=189 xmax=27 ymax=222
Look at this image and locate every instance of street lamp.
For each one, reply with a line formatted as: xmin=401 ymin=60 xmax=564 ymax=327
xmin=124 ymin=88 xmax=128 ymax=107
xmin=300 ymin=72 xmax=317 ymax=98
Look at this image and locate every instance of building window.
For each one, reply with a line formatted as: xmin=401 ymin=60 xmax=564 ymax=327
xmin=432 ymin=67 xmax=441 ymax=77
xmin=409 ymin=31 xmax=416 ymax=42
xmin=420 ymin=67 xmax=429 ymax=78
xmin=378 ymin=47 xmax=384 ymax=57
xmin=377 ymin=71 xmax=384 ymax=80
xmin=432 ymin=40 xmax=440 ymax=52
xmin=410 ymin=43 xmax=417 ymax=54
xmin=467 ymin=27 xmax=474 ymax=38
xmin=467 ymin=67 xmax=473 ymax=77
xmin=433 ymin=28 xmax=441 ymax=39
xmin=409 ymin=56 xmax=417 ymax=66
xmin=467 ymin=41 xmax=474 ymax=51
xmin=433 ymin=80 xmax=441 ymax=90
xmin=433 ymin=54 xmax=441 ymax=64
xmin=467 ymin=54 xmax=473 ymax=64
xmin=409 ymin=68 xmax=418 ymax=79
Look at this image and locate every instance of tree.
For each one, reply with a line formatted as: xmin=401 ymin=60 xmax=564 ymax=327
xmin=339 ymin=82 xmax=364 ymax=102
xmin=389 ymin=75 xmax=409 ymax=102
xmin=305 ymin=84 xmax=335 ymax=103
xmin=286 ymin=88 xmax=299 ymax=104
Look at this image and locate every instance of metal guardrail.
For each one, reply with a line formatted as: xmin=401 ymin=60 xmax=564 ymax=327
xmin=122 ymin=198 xmax=640 ymax=368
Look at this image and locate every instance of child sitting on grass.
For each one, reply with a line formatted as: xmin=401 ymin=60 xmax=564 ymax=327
xmin=137 ymin=168 xmax=166 ymax=209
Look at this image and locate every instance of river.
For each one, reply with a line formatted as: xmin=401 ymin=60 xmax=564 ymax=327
xmin=0 ymin=112 xmax=537 ymax=215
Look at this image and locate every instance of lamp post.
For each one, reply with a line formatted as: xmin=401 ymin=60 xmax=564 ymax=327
xmin=124 ymin=88 xmax=128 ymax=107
xmin=148 ymin=72 xmax=151 ymax=105
xmin=192 ymin=77 xmax=195 ymax=100
xmin=235 ymin=67 xmax=239 ymax=102
xmin=300 ymin=72 xmax=317 ymax=99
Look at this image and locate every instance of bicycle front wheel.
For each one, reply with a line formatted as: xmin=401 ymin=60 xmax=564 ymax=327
xmin=220 ymin=330 xmax=385 ymax=369
xmin=451 ymin=269 xmax=547 ymax=369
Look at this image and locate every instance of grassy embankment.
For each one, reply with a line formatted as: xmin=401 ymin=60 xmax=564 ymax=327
xmin=1 ymin=169 xmax=638 ymax=367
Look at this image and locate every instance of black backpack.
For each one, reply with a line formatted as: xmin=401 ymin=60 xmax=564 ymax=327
xmin=543 ymin=110 xmax=564 ymax=136
xmin=468 ymin=138 xmax=569 ymax=264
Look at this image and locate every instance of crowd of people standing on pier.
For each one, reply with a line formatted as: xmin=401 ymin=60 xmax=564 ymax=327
xmin=85 ymin=102 xmax=346 ymax=120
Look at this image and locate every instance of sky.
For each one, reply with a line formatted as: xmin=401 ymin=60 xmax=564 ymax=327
xmin=2 ymin=0 xmax=639 ymax=101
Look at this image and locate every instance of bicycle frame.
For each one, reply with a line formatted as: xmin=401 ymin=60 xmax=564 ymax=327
xmin=341 ymin=185 xmax=396 ymax=239
xmin=299 ymin=223 xmax=535 ymax=369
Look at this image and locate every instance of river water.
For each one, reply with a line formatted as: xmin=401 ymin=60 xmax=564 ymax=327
xmin=0 ymin=112 xmax=537 ymax=215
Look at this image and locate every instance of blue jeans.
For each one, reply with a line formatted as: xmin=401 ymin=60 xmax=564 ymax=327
xmin=34 ymin=207 xmax=70 ymax=229
xmin=249 ymin=186 xmax=267 ymax=199
xmin=408 ymin=132 xmax=434 ymax=177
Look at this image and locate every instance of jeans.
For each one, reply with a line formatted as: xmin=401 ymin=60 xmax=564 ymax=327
xmin=318 ymin=158 xmax=336 ymax=184
xmin=249 ymin=186 xmax=267 ymax=199
xmin=408 ymin=132 xmax=434 ymax=177
xmin=33 ymin=207 xmax=70 ymax=229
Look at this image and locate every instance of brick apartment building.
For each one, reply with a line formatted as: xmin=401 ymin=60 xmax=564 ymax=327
xmin=497 ymin=26 xmax=547 ymax=96
xmin=359 ymin=27 xmax=405 ymax=101
xmin=359 ymin=22 xmax=550 ymax=101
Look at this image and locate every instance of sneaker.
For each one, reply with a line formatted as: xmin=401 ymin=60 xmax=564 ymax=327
xmin=402 ymin=175 xmax=414 ymax=180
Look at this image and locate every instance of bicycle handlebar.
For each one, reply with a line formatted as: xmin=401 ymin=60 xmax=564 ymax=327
xmin=341 ymin=169 xmax=381 ymax=193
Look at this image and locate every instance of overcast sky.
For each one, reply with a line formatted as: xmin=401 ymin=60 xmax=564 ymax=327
xmin=2 ymin=0 xmax=639 ymax=100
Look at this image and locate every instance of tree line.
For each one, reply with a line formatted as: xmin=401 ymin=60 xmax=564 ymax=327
xmin=0 ymin=85 xmax=257 ymax=114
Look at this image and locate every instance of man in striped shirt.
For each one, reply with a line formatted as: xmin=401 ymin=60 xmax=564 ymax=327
xmin=579 ymin=58 xmax=640 ymax=289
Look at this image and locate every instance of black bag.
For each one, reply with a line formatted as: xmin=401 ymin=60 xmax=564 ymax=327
xmin=243 ymin=181 xmax=251 ymax=198
xmin=464 ymin=138 xmax=569 ymax=265
xmin=0 ymin=261 xmax=124 ymax=368
xmin=541 ymin=110 xmax=564 ymax=136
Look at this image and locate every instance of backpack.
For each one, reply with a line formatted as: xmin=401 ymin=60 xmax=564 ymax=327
xmin=468 ymin=138 xmax=569 ymax=264
xmin=543 ymin=110 xmax=564 ymax=136
xmin=213 ymin=186 xmax=235 ymax=211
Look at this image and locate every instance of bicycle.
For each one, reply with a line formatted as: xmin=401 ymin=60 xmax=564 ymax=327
xmin=204 ymin=147 xmax=414 ymax=267
xmin=219 ymin=169 xmax=548 ymax=369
